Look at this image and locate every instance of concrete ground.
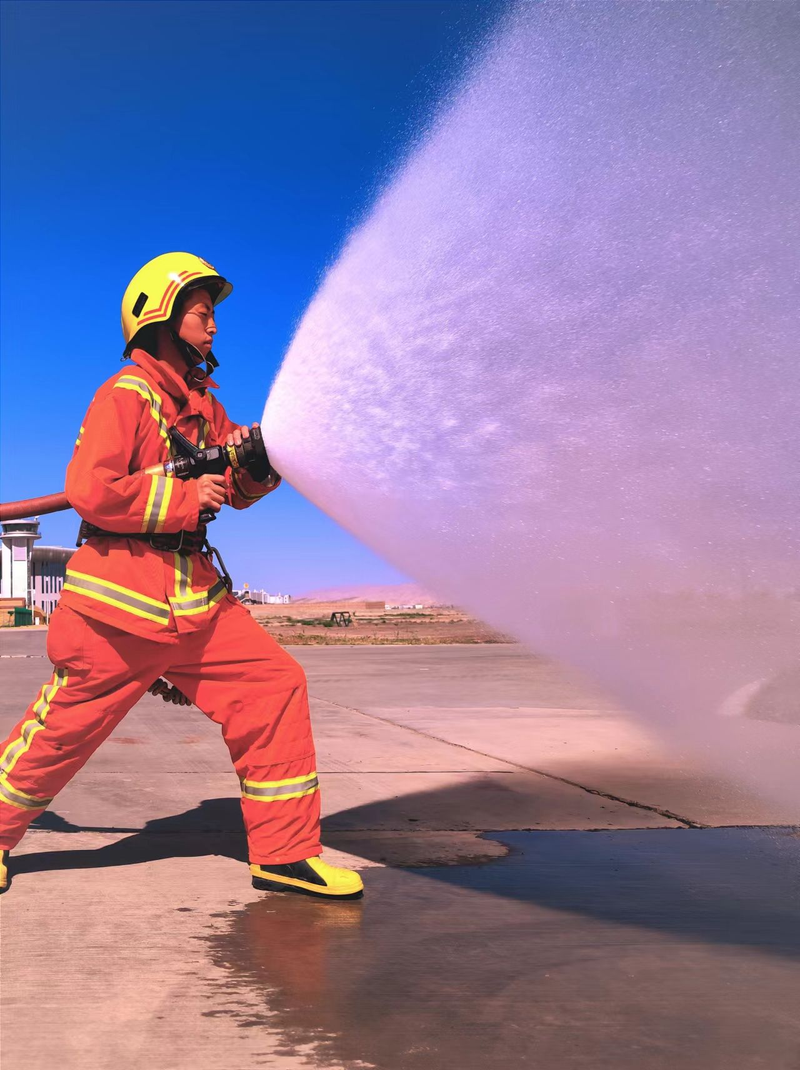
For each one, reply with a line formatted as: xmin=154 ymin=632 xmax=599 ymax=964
xmin=1 ymin=630 xmax=798 ymax=1069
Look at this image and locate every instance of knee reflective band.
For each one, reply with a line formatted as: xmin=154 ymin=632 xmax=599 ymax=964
xmin=240 ymin=772 xmax=320 ymax=803
xmin=0 ymin=780 xmax=53 ymax=812
xmin=0 ymin=668 xmax=66 ymax=812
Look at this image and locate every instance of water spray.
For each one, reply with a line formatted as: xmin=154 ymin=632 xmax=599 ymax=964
xmin=263 ymin=1 xmax=800 ymax=809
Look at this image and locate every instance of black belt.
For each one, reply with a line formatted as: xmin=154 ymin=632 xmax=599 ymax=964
xmin=77 ymin=519 xmax=208 ymax=554
xmin=76 ymin=520 xmax=234 ymax=593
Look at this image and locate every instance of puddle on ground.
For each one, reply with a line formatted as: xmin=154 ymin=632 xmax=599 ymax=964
xmin=200 ymin=829 xmax=800 ymax=1070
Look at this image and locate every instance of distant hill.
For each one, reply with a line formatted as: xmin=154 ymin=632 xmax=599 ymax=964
xmin=294 ymin=583 xmax=444 ymax=606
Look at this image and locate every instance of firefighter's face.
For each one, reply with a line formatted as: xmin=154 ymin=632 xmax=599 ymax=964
xmin=175 ymin=288 xmax=217 ymax=357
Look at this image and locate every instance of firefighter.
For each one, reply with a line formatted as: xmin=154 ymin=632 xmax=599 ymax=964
xmin=0 ymin=253 xmax=363 ymax=900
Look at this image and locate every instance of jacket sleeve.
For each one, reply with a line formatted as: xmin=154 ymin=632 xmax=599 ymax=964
xmin=66 ymin=388 xmax=200 ymax=534
xmin=210 ymin=398 xmax=281 ymax=511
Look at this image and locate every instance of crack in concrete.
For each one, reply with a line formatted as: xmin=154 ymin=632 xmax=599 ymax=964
xmin=312 ymin=695 xmax=706 ymax=829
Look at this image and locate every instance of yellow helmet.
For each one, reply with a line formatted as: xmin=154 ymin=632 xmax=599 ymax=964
xmin=121 ymin=252 xmax=232 ymax=355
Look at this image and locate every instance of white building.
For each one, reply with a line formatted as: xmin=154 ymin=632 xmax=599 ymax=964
xmin=234 ymin=585 xmax=292 ymax=605
xmin=0 ymin=519 xmax=74 ymax=616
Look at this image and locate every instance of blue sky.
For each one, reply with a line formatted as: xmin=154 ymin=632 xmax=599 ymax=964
xmin=0 ymin=0 xmax=501 ymax=593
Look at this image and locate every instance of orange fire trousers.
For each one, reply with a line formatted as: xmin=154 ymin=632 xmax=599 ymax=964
xmin=0 ymin=600 xmax=321 ymax=863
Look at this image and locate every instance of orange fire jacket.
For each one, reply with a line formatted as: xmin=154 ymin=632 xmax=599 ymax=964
xmin=61 ymin=345 xmax=279 ymax=643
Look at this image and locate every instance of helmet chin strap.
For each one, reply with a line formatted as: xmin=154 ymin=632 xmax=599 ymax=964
xmin=169 ymin=328 xmax=219 ymax=389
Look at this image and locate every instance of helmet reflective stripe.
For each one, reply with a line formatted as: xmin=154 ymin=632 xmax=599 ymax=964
xmin=138 ymin=270 xmax=202 ymax=324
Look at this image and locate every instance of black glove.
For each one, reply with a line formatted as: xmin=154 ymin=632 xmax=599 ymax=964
xmin=241 ymin=425 xmax=279 ymax=483
xmin=148 ymin=678 xmax=192 ymax=706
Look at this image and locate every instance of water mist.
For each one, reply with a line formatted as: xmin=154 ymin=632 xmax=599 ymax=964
xmin=264 ymin=1 xmax=800 ymax=810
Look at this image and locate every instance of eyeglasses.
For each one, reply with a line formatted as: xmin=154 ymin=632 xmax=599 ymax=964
xmin=185 ymin=308 xmax=217 ymax=327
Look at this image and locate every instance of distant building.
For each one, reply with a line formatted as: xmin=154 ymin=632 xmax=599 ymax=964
xmin=0 ymin=519 xmax=74 ymax=616
xmin=233 ymin=585 xmax=292 ymax=605
xmin=31 ymin=546 xmax=75 ymax=617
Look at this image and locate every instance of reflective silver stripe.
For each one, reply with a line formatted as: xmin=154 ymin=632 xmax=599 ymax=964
xmin=171 ymin=578 xmax=227 ymax=615
xmin=145 ymin=476 xmax=167 ymax=534
xmin=64 ymin=571 xmax=171 ymax=622
xmin=117 ymin=375 xmax=164 ymax=415
xmin=0 ymin=778 xmax=52 ymax=811
xmin=115 ymin=376 xmax=171 ymax=450
xmin=241 ymin=776 xmax=319 ymax=799
xmin=0 ymin=668 xmax=67 ymax=780
xmin=0 ymin=722 xmax=40 ymax=775
xmin=175 ymin=553 xmax=191 ymax=599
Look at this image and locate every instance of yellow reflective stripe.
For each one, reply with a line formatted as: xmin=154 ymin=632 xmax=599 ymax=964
xmin=0 ymin=721 xmax=45 ymax=775
xmin=142 ymin=474 xmax=174 ymax=534
xmin=75 ymin=425 xmax=85 ymax=447
xmin=116 ymin=375 xmax=165 ymax=410
xmin=173 ymin=553 xmax=185 ymax=599
xmin=66 ymin=569 xmax=170 ymax=609
xmin=64 ymin=569 xmax=171 ymax=625
xmin=154 ymin=475 xmax=173 ymax=533
xmin=3 ymin=780 xmax=52 ymax=804
xmin=31 ymin=676 xmax=53 ymax=718
xmin=141 ymin=474 xmax=161 ymax=534
xmin=0 ymin=778 xmax=53 ymax=811
xmin=171 ymin=580 xmax=227 ymax=617
xmin=241 ymin=784 xmax=320 ymax=804
xmin=0 ymin=668 xmax=67 ymax=782
xmin=114 ymin=378 xmax=171 ymax=449
xmin=232 ymin=469 xmax=268 ymax=502
xmin=63 ymin=585 xmax=168 ymax=625
xmin=173 ymin=553 xmax=195 ymax=600
xmin=0 ymin=679 xmax=47 ymax=767
xmin=242 ymin=772 xmax=319 ymax=789
xmin=37 ymin=669 xmax=66 ymax=721
xmin=239 ymin=773 xmax=321 ymax=804
xmin=199 ymin=420 xmax=210 ymax=449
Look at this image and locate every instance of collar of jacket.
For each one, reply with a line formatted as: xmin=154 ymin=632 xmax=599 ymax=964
xmin=130 ymin=346 xmax=219 ymax=419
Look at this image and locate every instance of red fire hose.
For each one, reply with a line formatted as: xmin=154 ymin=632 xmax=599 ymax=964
xmin=0 ymin=492 xmax=71 ymax=523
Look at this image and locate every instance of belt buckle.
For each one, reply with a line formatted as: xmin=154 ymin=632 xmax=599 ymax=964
xmin=149 ymin=530 xmax=185 ymax=554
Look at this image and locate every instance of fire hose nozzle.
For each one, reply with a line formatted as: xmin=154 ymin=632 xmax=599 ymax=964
xmin=0 ymin=425 xmax=278 ymax=526
xmin=165 ymin=425 xmax=278 ymax=524
xmin=167 ymin=425 xmax=276 ymax=483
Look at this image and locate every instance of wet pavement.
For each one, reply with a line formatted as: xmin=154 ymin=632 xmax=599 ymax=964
xmin=1 ymin=630 xmax=799 ymax=1068
xmin=204 ymin=828 xmax=800 ymax=1070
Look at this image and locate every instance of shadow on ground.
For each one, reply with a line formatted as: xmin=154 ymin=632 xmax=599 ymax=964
xmin=11 ymin=788 xmax=800 ymax=1070
xmin=14 ymin=786 xmax=800 ymax=962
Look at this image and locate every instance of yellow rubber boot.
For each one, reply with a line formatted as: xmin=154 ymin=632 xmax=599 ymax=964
xmin=0 ymin=850 xmax=9 ymax=894
xmin=250 ymin=856 xmax=363 ymax=900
